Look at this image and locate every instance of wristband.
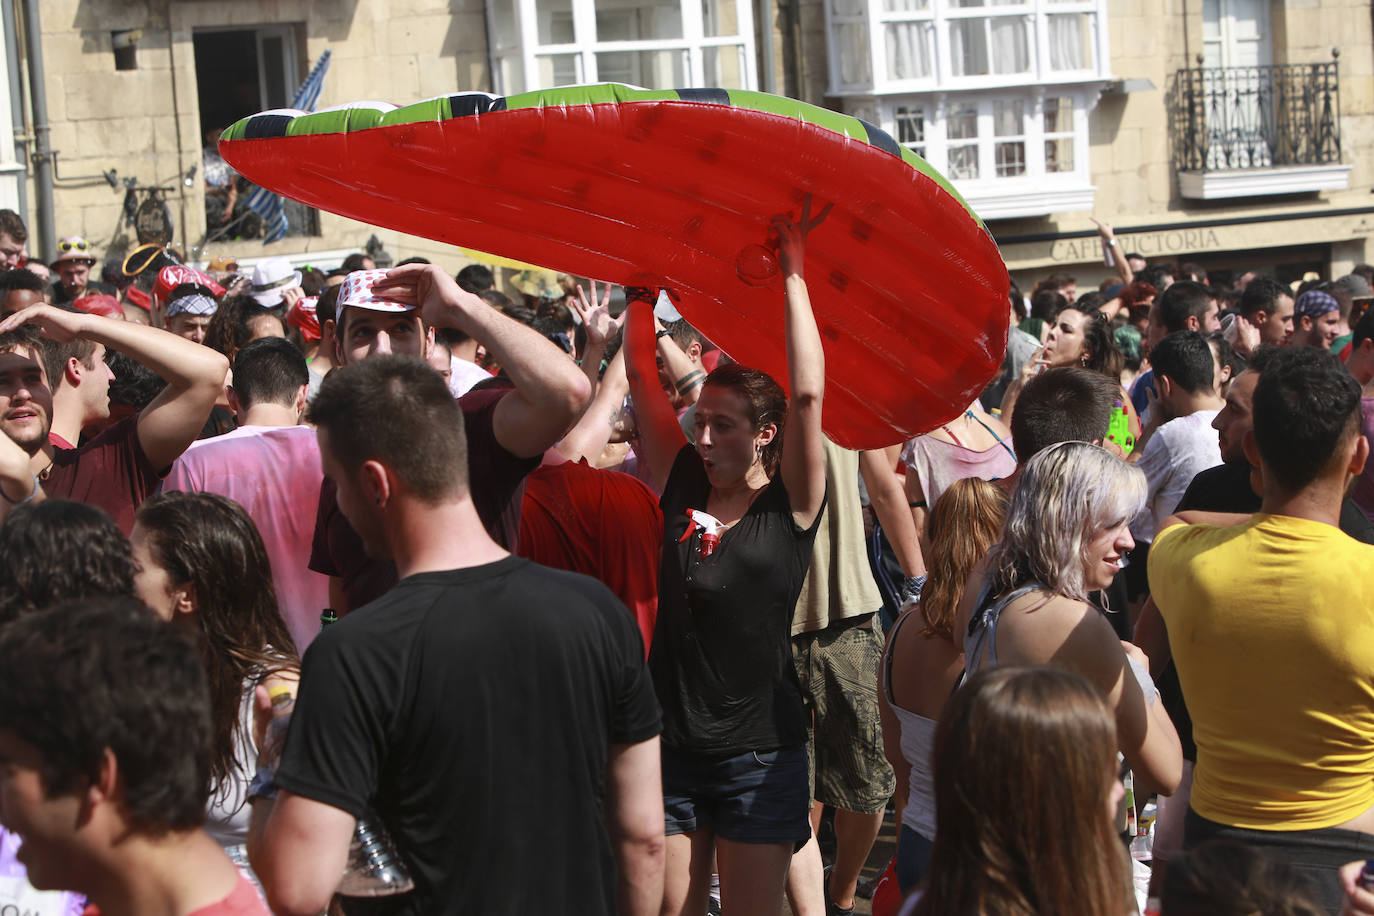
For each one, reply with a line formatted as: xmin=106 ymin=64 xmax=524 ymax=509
xmin=899 ymin=574 xmax=928 ymax=610
xmin=247 ymin=764 xmax=278 ymax=802
xmin=1106 ymin=238 xmax=1118 ymax=247
xmin=0 ymin=472 xmax=39 ymax=505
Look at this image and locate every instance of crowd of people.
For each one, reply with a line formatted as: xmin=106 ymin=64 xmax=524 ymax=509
xmin=0 ymin=197 xmax=1371 ymax=916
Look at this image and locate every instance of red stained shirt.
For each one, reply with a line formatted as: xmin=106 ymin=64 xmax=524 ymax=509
xmin=44 ymin=415 xmax=161 ymax=533
xmin=516 ymin=460 xmax=663 ymax=656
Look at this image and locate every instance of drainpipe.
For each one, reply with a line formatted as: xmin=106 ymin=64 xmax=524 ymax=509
xmin=1 ymin=0 xmax=27 ymax=227
xmin=757 ymin=0 xmax=777 ymax=93
xmin=19 ymin=0 xmax=52 ymax=261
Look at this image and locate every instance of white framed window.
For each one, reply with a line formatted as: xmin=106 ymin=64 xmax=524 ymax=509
xmin=946 ymin=101 xmax=980 ymax=179
xmin=826 ymin=0 xmax=1106 ymax=95
xmin=828 ymin=0 xmax=1106 ymax=218
xmin=855 ymin=88 xmax=1096 ymax=219
xmin=893 ymin=104 xmax=926 ymax=158
xmin=1042 ymin=94 xmax=1075 ymax=172
xmin=992 ymin=97 xmax=1026 ymax=176
xmin=489 ymin=0 xmax=757 ymax=93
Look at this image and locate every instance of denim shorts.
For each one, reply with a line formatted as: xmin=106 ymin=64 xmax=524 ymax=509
xmin=896 ymin=824 xmax=935 ymax=894
xmin=662 ymin=744 xmax=812 ymax=846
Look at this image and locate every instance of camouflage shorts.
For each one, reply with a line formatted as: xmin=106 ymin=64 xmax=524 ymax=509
xmin=792 ymin=617 xmax=896 ymax=814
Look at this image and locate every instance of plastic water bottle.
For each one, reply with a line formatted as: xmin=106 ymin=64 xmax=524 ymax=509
xmin=319 ymin=609 xmax=415 ymax=899
xmin=1360 ymin=859 xmax=1374 ymax=891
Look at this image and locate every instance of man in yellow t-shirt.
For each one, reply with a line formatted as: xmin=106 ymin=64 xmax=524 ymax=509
xmin=1150 ymin=346 xmax=1374 ymax=914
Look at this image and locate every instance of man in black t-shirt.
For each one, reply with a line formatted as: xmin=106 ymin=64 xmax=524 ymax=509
xmin=248 ymin=354 xmax=664 ymax=916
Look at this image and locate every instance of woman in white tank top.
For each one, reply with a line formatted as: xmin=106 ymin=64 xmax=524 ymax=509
xmin=878 ymin=478 xmax=1007 ymax=893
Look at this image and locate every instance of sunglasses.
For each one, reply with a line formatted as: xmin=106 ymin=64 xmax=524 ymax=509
xmin=58 ymin=239 xmax=91 ymax=253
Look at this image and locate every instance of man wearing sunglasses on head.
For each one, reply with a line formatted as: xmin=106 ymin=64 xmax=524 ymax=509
xmin=49 ymin=235 xmax=116 ymax=308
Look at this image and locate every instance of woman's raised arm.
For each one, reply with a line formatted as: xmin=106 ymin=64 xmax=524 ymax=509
xmin=775 ymin=199 xmax=829 ymax=529
xmin=623 ymin=288 xmax=689 ymax=493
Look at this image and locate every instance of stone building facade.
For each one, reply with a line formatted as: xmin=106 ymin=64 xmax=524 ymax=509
xmin=7 ymin=0 xmax=1372 ymax=285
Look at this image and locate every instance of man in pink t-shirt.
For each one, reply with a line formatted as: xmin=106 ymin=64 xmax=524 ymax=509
xmin=163 ymin=337 xmax=327 ymax=652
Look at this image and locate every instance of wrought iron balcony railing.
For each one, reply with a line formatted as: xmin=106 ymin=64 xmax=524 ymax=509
xmin=1168 ymin=59 xmax=1341 ymax=173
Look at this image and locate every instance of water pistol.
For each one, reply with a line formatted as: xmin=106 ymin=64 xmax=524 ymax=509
xmin=1107 ymin=400 xmax=1135 ymax=456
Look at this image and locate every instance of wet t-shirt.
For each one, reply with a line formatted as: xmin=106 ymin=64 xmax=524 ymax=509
xmin=45 ymin=414 xmax=161 ymax=533
xmin=650 ymin=445 xmax=824 ymax=755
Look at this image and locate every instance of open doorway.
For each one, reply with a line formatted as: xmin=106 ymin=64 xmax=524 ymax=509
xmin=193 ymin=26 xmax=318 ymax=242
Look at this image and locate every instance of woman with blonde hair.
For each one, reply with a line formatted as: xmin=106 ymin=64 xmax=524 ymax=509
xmin=879 ymin=477 xmax=1008 ymax=892
xmin=906 ymin=666 xmax=1135 ymax=916
xmin=955 ymin=441 xmax=1182 ymax=796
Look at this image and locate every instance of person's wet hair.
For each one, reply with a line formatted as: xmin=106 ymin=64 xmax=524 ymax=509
xmin=135 ymin=491 xmax=297 ymax=804
xmin=0 ymin=500 xmax=135 ymax=626
xmin=1150 ymin=330 xmax=1215 ymax=395
xmin=307 ymin=354 xmax=468 ymax=501
xmin=0 ymin=596 xmax=213 ymax=834
xmin=231 ymin=336 xmax=308 ymax=409
xmin=1010 ymin=367 xmax=1118 ymax=460
xmin=1251 ymin=346 xmax=1362 ymax=492
xmin=1161 ymin=840 xmax=1325 ymax=916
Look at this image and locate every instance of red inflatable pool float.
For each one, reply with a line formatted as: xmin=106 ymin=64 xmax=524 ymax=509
xmin=221 ymin=84 xmax=1009 ymax=449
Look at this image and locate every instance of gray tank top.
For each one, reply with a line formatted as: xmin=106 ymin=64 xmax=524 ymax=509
xmin=963 ymin=581 xmax=1157 ymax=701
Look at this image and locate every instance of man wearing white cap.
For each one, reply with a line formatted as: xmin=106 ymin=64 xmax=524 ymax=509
xmin=50 ymin=236 xmax=116 ymax=307
xmin=248 ymin=256 xmax=303 ymax=309
xmin=309 ymin=266 xmax=591 ymax=613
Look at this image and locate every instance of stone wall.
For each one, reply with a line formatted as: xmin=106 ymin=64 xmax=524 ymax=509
xmin=31 ymin=0 xmax=1374 ymax=280
xmin=1000 ymin=0 xmax=1374 ymax=283
xmin=37 ymin=0 xmax=496 ymax=272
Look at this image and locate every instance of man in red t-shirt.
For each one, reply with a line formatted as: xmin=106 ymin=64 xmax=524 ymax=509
xmin=0 ymin=305 xmax=228 ymax=531
xmin=308 ymin=266 xmax=590 ymax=613
xmin=517 ymin=458 xmax=663 ymax=653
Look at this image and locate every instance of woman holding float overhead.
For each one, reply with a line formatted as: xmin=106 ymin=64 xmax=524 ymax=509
xmin=626 ymin=200 xmax=830 ymax=916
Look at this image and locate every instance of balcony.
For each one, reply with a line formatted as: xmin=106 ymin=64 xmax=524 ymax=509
xmin=1168 ymin=58 xmax=1350 ymax=200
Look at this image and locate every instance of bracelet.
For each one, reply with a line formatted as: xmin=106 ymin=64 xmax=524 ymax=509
xmin=656 ymin=329 xmax=672 ymax=340
xmin=675 ymin=369 xmax=705 ymax=394
xmin=1106 ymin=239 xmax=1118 ymax=247
xmin=908 ymin=500 xmax=927 ymax=509
xmin=899 ymin=574 xmax=928 ymax=610
xmin=0 ymin=472 xmax=39 ymax=505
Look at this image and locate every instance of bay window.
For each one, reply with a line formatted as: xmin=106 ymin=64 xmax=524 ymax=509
xmin=489 ymin=0 xmax=757 ymax=93
xmin=827 ymin=0 xmax=1109 ymax=218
